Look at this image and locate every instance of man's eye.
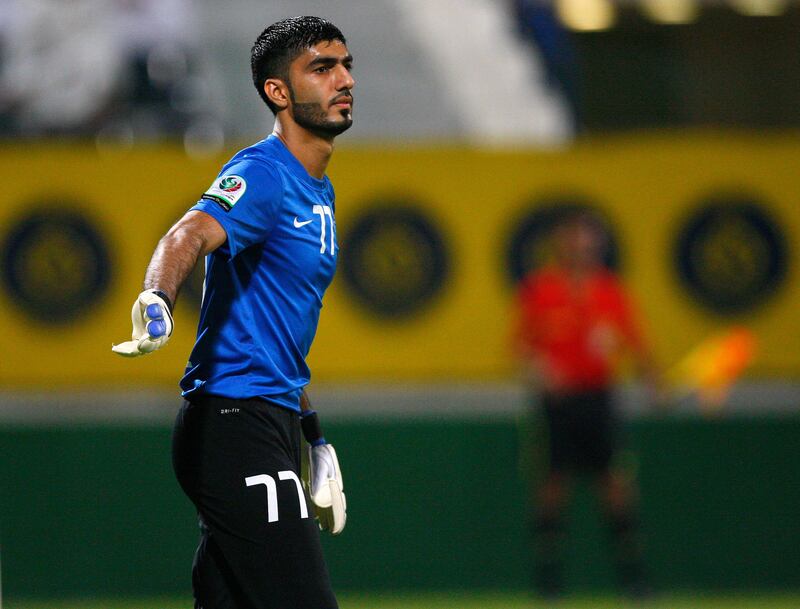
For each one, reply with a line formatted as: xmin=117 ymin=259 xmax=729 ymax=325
xmin=315 ymin=66 xmax=329 ymax=73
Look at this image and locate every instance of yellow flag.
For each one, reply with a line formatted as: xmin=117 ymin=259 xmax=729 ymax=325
xmin=667 ymin=327 xmax=757 ymax=413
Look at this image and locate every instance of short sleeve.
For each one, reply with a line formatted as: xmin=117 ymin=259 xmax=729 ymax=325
xmin=191 ymin=159 xmax=285 ymax=258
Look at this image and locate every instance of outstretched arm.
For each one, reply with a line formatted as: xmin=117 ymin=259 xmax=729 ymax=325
xmin=144 ymin=210 xmax=227 ymax=306
xmin=112 ymin=210 xmax=226 ymax=357
xmin=616 ymin=286 xmax=664 ymax=405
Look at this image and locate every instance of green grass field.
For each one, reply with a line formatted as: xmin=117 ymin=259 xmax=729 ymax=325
xmin=7 ymin=593 xmax=800 ymax=609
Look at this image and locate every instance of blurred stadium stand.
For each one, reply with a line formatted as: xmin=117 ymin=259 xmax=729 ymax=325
xmin=1 ymin=0 xmax=799 ymax=602
xmin=0 ymin=0 xmax=214 ymax=141
xmin=2 ymin=1 xmax=799 ymax=142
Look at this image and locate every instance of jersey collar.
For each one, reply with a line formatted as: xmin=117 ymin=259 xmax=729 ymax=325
xmin=265 ymin=135 xmax=329 ymax=192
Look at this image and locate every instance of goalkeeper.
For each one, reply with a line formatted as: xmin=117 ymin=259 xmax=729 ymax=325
xmin=113 ymin=16 xmax=352 ymax=609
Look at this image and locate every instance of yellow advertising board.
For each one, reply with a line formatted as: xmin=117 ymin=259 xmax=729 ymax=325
xmin=0 ymin=132 xmax=798 ymax=388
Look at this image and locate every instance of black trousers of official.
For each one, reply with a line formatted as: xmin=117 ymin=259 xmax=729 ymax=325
xmin=541 ymin=389 xmax=616 ymax=473
xmin=172 ymin=396 xmax=338 ymax=609
xmin=533 ymin=389 xmax=647 ymax=596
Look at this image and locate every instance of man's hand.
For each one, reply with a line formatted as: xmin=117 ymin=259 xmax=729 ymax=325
xmin=299 ymin=405 xmax=347 ymax=534
xmin=308 ymin=443 xmax=346 ymax=535
xmin=112 ymin=290 xmax=174 ymax=357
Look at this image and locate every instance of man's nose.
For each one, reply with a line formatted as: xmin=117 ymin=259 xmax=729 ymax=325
xmin=336 ymin=66 xmax=355 ymax=90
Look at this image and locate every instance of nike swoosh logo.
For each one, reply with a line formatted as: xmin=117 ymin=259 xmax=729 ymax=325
xmin=294 ymin=218 xmax=313 ymax=228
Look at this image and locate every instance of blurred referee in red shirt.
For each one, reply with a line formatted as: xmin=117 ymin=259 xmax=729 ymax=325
xmin=514 ymin=210 xmax=659 ymax=598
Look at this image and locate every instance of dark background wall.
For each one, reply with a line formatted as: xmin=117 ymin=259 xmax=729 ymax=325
xmin=566 ymin=6 xmax=800 ymax=131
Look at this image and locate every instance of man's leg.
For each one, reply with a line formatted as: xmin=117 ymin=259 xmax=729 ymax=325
xmin=597 ymin=469 xmax=648 ymax=597
xmin=580 ymin=390 xmax=649 ymax=597
xmin=192 ymin=517 xmax=246 ymax=609
xmin=532 ymin=471 xmax=571 ymax=597
xmin=532 ymin=392 xmax=576 ymax=597
xmin=173 ymin=397 xmax=338 ymax=609
xmin=173 ymin=401 xmax=239 ymax=608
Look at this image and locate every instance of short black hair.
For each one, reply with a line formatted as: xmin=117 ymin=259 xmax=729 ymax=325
xmin=251 ymin=16 xmax=346 ymax=114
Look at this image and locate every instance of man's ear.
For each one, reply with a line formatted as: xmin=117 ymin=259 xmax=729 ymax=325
xmin=264 ymin=78 xmax=289 ymax=111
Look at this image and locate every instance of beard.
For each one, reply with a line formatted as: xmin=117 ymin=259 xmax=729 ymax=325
xmin=288 ymin=84 xmax=353 ymax=137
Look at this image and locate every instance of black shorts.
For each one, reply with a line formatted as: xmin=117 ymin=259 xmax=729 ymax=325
xmin=540 ymin=389 xmax=617 ymax=474
xmin=172 ymin=395 xmax=338 ymax=609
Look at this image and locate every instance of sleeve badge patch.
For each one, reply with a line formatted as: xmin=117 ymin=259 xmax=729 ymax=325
xmin=202 ymin=175 xmax=247 ymax=211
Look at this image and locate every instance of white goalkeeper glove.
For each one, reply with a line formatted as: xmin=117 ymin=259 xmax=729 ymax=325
xmin=308 ymin=443 xmax=347 ymax=535
xmin=112 ymin=290 xmax=174 ymax=357
xmin=301 ymin=409 xmax=346 ymax=534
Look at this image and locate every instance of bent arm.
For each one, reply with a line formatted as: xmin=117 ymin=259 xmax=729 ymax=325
xmin=300 ymin=389 xmax=313 ymax=413
xmin=143 ymin=210 xmax=226 ymax=307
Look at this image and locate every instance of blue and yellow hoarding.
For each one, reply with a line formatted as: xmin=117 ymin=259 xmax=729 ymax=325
xmin=0 ymin=132 xmax=798 ymax=387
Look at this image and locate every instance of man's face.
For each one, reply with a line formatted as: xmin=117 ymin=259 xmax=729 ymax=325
xmin=554 ymin=219 xmax=606 ymax=269
xmin=286 ymin=40 xmax=355 ymax=137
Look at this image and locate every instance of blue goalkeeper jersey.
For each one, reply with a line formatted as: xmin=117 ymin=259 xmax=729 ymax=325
xmin=180 ymin=135 xmax=338 ymax=412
